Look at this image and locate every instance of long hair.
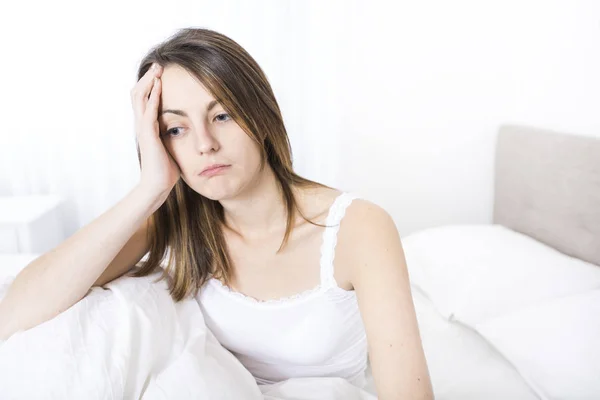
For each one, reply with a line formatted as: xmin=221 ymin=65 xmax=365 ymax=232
xmin=131 ymin=28 xmax=330 ymax=301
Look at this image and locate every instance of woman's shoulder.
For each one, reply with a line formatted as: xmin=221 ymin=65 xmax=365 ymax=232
xmin=339 ymin=197 xmax=395 ymax=246
xmin=309 ymin=187 xmax=400 ymax=288
xmin=329 ymin=191 xmax=398 ymax=252
xmin=337 ymin=198 xmax=401 ymax=288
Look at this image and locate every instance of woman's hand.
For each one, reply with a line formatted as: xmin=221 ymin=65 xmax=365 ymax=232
xmin=131 ymin=63 xmax=180 ymax=200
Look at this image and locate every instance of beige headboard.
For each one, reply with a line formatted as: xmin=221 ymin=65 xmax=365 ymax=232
xmin=493 ymin=124 xmax=600 ymax=266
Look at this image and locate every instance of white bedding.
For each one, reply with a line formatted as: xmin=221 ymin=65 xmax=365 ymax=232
xmin=403 ymin=224 xmax=600 ymax=326
xmin=0 ymin=266 xmax=376 ymax=400
xmin=403 ymin=224 xmax=600 ymax=400
xmin=477 ymin=289 xmax=600 ymax=400
xmin=5 ymin=222 xmax=597 ymax=400
xmin=411 ymin=287 xmax=539 ymax=400
xmin=0 ymin=251 xmax=540 ymax=400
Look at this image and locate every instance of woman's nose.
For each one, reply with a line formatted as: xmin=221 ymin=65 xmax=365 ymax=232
xmin=193 ymin=128 xmax=219 ymax=154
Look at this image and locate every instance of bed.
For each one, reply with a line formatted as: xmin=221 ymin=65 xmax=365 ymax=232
xmin=1 ymin=124 xmax=599 ymax=399
xmin=402 ymin=124 xmax=600 ymax=400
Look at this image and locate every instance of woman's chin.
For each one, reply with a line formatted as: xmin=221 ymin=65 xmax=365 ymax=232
xmin=194 ymin=185 xmax=238 ymax=202
xmin=187 ymin=174 xmax=252 ymax=202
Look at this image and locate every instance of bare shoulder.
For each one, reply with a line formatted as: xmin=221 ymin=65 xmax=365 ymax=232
xmin=340 ymin=198 xmax=401 ymax=266
xmin=331 ymin=196 xmax=401 ymax=289
xmin=341 ymin=197 xmax=397 ymax=237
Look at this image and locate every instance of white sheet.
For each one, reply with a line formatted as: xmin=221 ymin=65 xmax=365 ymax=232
xmin=476 ymin=289 xmax=600 ymax=400
xmin=411 ymin=286 xmax=539 ymax=400
xmin=403 ymin=224 xmax=600 ymax=399
xmin=0 ymin=268 xmax=376 ymax=400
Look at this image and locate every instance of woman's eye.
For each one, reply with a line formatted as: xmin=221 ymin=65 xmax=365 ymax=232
xmin=214 ymin=113 xmax=231 ymax=123
xmin=165 ymin=127 xmax=183 ymax=137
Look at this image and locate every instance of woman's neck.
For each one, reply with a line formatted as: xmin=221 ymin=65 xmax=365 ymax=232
xmin=220 ymin=166 xmax=292 ymax=240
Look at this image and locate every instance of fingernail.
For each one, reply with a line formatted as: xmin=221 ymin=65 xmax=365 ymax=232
xmin=151 ymin=63 xmax=157 ymax=70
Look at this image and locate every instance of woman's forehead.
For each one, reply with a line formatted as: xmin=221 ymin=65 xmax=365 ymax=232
xmin=160 ymin=65 xmax=217 ymax=112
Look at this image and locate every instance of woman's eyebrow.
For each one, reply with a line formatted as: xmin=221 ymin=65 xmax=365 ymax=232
xmin=159 ymin=100 xmax=219 ymax=118
xmin=159 ymin=109 xmax=188 ymax=118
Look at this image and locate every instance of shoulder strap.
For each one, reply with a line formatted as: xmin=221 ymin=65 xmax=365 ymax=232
xmin=319 ymin=192 xmax=361 ymax=289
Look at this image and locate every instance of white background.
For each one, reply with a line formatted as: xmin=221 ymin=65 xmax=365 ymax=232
xmin=0 ymin=0 xmax=598 ymax=237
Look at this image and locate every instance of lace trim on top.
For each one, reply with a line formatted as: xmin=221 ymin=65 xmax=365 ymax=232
xmin=207 ymin=192 xmax=359 ymax=305
xmin=209 ymin=277 xmax=324 ymax=305
xmin=320 ymin=192 xmax=360 ymax=289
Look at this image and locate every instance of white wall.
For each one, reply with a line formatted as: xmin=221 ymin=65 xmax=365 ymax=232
xmin=0 ymin=0 xmax=598 ymax=238
xmin=333 ymin=0 xmax=600 ymax=234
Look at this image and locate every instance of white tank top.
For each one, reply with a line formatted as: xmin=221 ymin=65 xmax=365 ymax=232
xmin=196 ymin=192 xmax=368 ymax=387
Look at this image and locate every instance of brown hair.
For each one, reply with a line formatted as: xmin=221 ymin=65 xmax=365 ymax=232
xmin=131 ymin=27 xmax=329 ymax=301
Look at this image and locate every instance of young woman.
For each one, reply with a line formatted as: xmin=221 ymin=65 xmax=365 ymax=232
xmin=0 ymin=28 xmax=433 ymax=399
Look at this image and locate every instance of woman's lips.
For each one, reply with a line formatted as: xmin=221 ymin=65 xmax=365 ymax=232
xmin=200 ymin=164 xmax=230 ymax=177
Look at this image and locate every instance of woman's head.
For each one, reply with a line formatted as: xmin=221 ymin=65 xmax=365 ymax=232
xmin=137 ymin=28 xmax=293 ymax=201
xmin=132 ymin=28 xmax=327 ymax=301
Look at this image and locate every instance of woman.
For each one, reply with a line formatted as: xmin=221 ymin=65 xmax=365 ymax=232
xmin=0 ymin=28 xmax=433 ymax=399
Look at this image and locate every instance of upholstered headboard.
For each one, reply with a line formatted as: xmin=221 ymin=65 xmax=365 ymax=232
xmin=493 ymin=124 xmax=600 ymax=266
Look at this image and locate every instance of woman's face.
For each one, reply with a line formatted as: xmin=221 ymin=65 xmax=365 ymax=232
xmin=157 ymin=64 xmax=263 ymax=200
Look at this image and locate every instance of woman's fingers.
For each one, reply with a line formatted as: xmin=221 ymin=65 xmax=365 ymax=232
xmin=130 ymin=63 xmax=162 ymax=119
xmin=145 ymin=76 xmax=162 ymax=121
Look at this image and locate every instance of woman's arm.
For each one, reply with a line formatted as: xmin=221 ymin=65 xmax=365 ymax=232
xmin=0 ymin=62 xmax=180 ymax=341
xmin=0 ymin=185 xmax=162 ymax=340
xmin=344 ymin=201 xmax=434 ymax=400
xmin=92 ymin=215 xmax=151 ymax=288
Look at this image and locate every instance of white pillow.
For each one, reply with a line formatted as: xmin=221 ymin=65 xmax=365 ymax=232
xmin=402 ymin=224 xmax=600 ymax=326
xmin=476 ymin=289 xmax=600 ymax=400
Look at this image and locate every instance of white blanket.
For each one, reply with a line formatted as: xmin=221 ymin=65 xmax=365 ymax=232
xmin=0 ymin=271 xmax=376 ymax=399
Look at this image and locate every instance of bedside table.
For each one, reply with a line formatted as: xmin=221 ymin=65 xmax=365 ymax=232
xmin=0 ymin=195 xmax=66 ymax=254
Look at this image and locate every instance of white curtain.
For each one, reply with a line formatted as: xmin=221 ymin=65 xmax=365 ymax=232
xmin=1 ymin=0 xmax=599 ymax=238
